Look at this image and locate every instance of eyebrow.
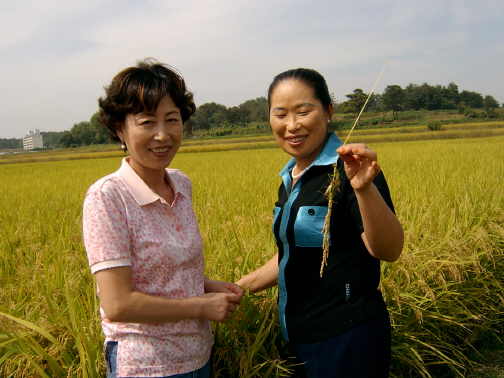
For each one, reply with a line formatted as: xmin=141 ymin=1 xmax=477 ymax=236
xmin=271 ymin=102 xmax=316 ymax=112
xmin=136 ymin=110 xmax=180 ymax=118
xmin=164 ymin=110 xmax=180 ymax=116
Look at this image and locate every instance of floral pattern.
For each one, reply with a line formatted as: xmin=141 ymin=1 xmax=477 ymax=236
xmin=83 ymin=159 xmax=213 ymax=377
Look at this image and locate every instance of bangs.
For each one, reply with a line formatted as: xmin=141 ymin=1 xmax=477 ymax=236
xmin=122 ymin=70 xmax=172 ymax=114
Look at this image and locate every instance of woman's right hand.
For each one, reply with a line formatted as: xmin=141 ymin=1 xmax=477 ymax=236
xmin=95 ymin=267 xmax=242 ymax=324
xmin=199 ymin=292 xmax=241 ymax=322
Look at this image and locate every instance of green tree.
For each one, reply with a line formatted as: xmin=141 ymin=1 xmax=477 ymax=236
xmin=342 ymin=89 xmax=368 ymax=113
xmin=484 ymin=95 xmax=499 ymax=110
xmin=227 ymin=106 xmax=249 ymax=126
xmin=366 ymin=94 xmax=383 ymax=112
xmin=191 ymin=102 xmax=228 ymax=130
xmin=238 ymin=97 xmax=268 ymax=122
xmin=382 ymin=85 xmax=404 ymax=119
xmin=184 ymin=119 xmax=194 ymax=137
xmin=403 ymin=83 xmax=442 ymax=110
xmin=460 ymin=91 xmax=484 ymax=108
xmin=60 ymin=130 xmax=77 ymax=147
xmin=71 ymin=121 xmax=94 ymax=145
xmin=442 ymin=82 xmax=459 ymax=108
xmin=89 ymin=112 xmax=111 ymax=144
xmin=0 ymin=138 xmax=22 ymax=149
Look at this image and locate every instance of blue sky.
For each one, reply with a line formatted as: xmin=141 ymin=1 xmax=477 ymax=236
xmin=1 ymin=0 xmax=503 ymax=138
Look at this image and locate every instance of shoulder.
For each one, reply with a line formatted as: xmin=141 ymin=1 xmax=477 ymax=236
xmin=84 ymin=172 xmax=127 ymax=205
xmin=167 ymin=168 xmax=193 ymax=195
xmin=86 ymin=172 xmax=121 ymax=195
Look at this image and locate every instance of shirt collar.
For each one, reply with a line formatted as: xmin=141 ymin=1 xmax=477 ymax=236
xmin=279 ymin=133 xmax=342 ymax=183
xmin=116 ymin=158 xmax=183 ymax=206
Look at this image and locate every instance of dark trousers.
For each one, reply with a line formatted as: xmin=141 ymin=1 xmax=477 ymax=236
xmin=291 ymin=313 xmax=391 ymax=378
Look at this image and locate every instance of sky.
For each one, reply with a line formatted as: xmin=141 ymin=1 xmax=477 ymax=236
xmin=1 ymin=0 xmax=503 ymax=138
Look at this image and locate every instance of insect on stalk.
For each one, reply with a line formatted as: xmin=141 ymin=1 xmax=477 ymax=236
xmin=320 ymin=64 xmax=387 ymax=277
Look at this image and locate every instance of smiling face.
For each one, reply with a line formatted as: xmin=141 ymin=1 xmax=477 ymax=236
xmin=269 ymin=79 xmax=332 ymax=169
xmin=118 ymin=96 xmax=182 ymax=175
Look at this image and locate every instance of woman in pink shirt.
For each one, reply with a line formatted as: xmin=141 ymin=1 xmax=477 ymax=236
xmin=83 ymin=59 xmax=243 ymax=378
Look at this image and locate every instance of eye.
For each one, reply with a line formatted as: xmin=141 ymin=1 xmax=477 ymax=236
xmin=166 ymin=117 xmax=181 ymax=123
xmin=139 ymin=120 xmax=154 ymax=126
xmin=298 ymin=110 xmax=310 ymax=116
xmin=274 ymin=114 xmax=286 ymax=119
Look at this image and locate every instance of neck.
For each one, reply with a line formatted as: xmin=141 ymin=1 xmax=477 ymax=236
xmin=127 ymin=157 xmax=167 ymax=191
xmin=294 ymin=135 xmax=327 ymax=172
xmin=294 ymin=159 xmax=311 ymax=173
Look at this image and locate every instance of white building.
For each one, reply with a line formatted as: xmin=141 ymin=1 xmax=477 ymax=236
xmin=23 ymin=129 xmax=44 ymax=150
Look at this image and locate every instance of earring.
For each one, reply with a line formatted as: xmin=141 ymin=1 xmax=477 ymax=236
xmin=120 ymin=143 xmax=127 ymax=152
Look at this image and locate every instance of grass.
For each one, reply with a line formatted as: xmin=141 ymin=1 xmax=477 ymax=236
xmin=0 ymin=135 xmax=503 ymax=377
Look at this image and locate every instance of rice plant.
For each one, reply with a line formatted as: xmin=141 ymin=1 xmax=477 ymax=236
xmin=0 ymin=136 xmax=503 ymax=377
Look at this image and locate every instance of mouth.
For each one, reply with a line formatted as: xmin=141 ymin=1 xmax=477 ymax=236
xmin=149 ymin=146 xmax=172 ymax=155
xmin=285 ymin=135 xmax=308 ymax=146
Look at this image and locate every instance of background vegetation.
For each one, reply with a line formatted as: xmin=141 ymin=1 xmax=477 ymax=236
xmin=2 ymin=81 xmax=502 ymax=149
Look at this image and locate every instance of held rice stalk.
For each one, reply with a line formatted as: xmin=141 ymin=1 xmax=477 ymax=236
xmin=320 ymin=64 xmax=387 ymax=277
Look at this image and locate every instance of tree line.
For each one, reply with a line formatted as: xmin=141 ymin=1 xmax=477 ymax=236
xmin=22 ymin=97 xmax=270 ymax=148
xmin=336 ymin=82 xmax=500 ymax=117
xmin=2 ymin=82 xmax=501 ymax=149
xmin=184 ymin=97 xmax=268 ymax=134
xmin=0 ymin=138 xmax=22 ymax=149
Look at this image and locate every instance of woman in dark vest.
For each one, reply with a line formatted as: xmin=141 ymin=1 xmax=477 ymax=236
xmin=237 ymin=68 xmax=404 ymax=378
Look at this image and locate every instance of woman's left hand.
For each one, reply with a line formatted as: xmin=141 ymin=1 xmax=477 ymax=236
xmin=337 ymin=143 xmax=380 ymax=191
xmin=205 ymin=279 xmax=244 ymax=299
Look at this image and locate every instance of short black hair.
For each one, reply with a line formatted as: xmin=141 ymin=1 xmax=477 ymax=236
xmin=98 ymin=58 xmax=196 ymax=142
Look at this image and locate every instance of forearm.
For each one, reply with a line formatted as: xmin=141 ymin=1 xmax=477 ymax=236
xmin=101 ymin=290 xmax=203 ymax=323
xmin=95 ymin=267 xmax=239 ymax=324
xmin=355 ymin=184 xmax=404 ymax=262
xmin=204 ymin=277 xmax=215 ymax=292
xmin=236 ymin=254 xmax=279 ymax=293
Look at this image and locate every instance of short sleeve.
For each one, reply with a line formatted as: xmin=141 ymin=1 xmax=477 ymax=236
xmin=82 ymin=184 xmax=132 ymax=272
xmin=338 ymin=161 xmax=395 ymax=234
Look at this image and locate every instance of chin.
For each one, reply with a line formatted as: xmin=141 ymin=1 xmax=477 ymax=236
xmin=144 ymin=159 xmax=171 ymax=170
xmin=285 ymin=144 xmax=306 ymax=156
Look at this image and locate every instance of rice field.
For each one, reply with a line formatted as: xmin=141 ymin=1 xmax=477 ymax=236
xmin=1 ymin=121 xmax=504 ymax=166
xmin=0 ymin=135 xmax=503 ymax=377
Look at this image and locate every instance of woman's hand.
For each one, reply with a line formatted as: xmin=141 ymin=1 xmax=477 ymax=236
xmin=202 ymin=279 xmax=243 ymax=321
xmin=205 ymin=279 xmax=244 ymax=298
xmin=199 ymin=292 xmax=242 ymax=322
xmin=337 ymin=144 xmax=380 ymax=191
xmin=337 ymin=143 xmax=404 ymax=262
xmin=235 ymin=253 xmax=279 ymax=294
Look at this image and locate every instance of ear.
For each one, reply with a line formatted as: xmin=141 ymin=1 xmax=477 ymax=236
xmin=116 ymin=122 xmax=125 ymax=143
xmin=326 ymin=104 xmax=334 ymax=120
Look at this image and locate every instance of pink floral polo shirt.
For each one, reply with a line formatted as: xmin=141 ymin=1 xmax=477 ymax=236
xmin=82 ymin=158 xmax=213 ymax=377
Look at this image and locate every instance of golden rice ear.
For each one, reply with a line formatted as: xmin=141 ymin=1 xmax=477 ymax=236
xmin=320 ymin=163 xmax=341 ymax=277
xmin=320 ymin=65 xmax=386 ymax=277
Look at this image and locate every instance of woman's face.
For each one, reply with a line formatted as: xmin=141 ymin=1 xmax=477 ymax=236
xmin=118 ymin=95 xmax=183 ymax=173
xmin=269 ymin=79 xmax=332 ymax=168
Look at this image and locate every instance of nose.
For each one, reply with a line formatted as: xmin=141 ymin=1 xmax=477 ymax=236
xmin=153 ymin=121 xmax=170 ymax=142
xmin=286 ymin=115 xmax=299 ymax=132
